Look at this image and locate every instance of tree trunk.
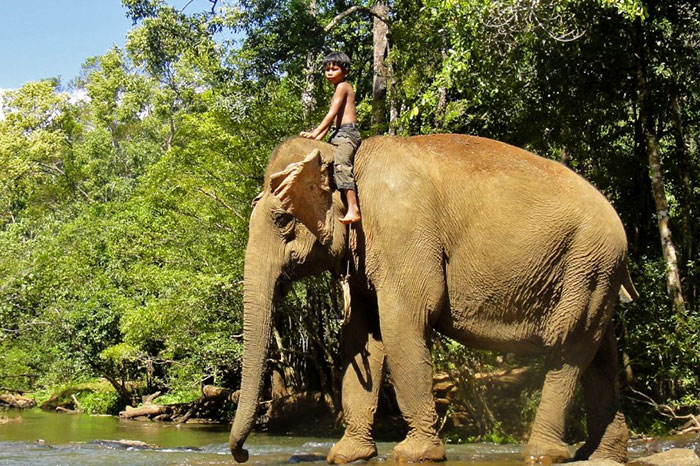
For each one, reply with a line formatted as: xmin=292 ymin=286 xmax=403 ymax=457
xmin=301 ymin=0 xmax=318 ymax=119
xmin=388 ymin=39 xmax=399 ymax=135
xmin=435 ymin=48 xmax=448 ymax=130
xmin=634 ymin=20 xmax=686 ymax=315
xmin=560 ymin=146 xmax=569 ymax=167
xmin=102 ymin=373 xmax=134 ymax=402
xmin=670 ymin=95 xmax=695 ymax=307
xmin=272 ymin=325 xmax=296 ymax=396
xmin=372 ymin=0 xmax=389 ymax=132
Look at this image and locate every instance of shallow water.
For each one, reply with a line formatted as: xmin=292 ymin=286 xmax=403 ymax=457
xmin=0 ymin=409 xmax=526 ymax=465
xmin=6 ymin=408 xmax=691 ymax=465
xmin=10 ymin=408 xmax=691 ymax=465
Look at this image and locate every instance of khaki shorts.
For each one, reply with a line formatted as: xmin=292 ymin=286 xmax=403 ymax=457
xmin=329 ymin=125 xmax=361 ymax=191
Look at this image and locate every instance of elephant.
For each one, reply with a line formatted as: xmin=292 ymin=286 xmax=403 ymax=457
xmin=228 ymin=134 xmax=637 ymax=464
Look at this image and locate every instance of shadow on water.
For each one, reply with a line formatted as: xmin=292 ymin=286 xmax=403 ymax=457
xmin=0 ymin=408 xmax=523 ymax=465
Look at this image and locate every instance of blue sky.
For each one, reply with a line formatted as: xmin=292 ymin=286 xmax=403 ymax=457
xmin=0 ymin=1 xmax=209 ymax=90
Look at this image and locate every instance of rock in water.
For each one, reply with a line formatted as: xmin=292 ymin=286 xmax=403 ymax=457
xmin=644 ymin=433 xmax=700 ymax=456
xmin=629 ymin=448 xmax=700 ymax=466
xmin=557 ymin=459 xmax=624 ymax=465
xmin=90 ymin=439 xmax=159 ymax=450
xmin=287 ymin=454 xmax=327 ymax=463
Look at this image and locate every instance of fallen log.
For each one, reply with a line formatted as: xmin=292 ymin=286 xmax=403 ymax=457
xmin=142 ymin=391 xmax=161 ymax=404
xmin=202 ymin=385 xmax=239 ymax=403
xmin=116 ymin=386 xmax=240 ymax=423
xmin=119 ymin=403 xmax=166 ymax=419
xmin=0 ymin=393 xmax=37 ymax=409
xmin=171 ymin=385 xmax=240 ymax=424
xmin=56 ymin=406 xmax=81 ymax=414
xmin=71 ymin=394 xmax=83 ymax=413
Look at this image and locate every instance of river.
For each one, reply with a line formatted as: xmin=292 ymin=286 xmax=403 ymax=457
xmin=0 ymin=408 xmax=664 ymax=465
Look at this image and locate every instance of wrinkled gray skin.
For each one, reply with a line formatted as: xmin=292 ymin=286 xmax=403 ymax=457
xmin=229 ymin=134 xmax=636 ymax=464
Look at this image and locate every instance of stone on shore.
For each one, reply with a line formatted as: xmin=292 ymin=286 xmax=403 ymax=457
xmin=628 ymin=448 xmax=700 ymax=466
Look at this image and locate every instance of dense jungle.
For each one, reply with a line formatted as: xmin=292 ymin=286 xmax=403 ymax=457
xmin=1 ymin=0 xmax=699 ymax=445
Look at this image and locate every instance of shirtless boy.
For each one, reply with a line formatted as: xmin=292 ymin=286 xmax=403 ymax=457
xmin=300 ymin=51 xmax=361 ymax=224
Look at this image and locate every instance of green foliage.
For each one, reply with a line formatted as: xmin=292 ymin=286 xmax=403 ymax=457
xmin=469 ymin=423 xmax=518 ymax=445
xmin=444 ymin=421 xmax=517 ymax=445
xmin=153 ymin=389 xmax=201 ymax=405
xmin=619 ymin=258 xmax=700 ymax=431
xmin=77 ymin=390 xmax=122 ymax=415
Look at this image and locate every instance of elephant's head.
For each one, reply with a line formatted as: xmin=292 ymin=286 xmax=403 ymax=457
xmin=229 ymin=139 xmax=347 ymax=461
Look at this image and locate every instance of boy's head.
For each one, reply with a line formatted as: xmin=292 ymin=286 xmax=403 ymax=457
xmin=323 ymin=51 xmax=351 ymax=78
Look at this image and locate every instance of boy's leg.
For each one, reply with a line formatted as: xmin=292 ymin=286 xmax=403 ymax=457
xmin=341 ymin=189 xmax=361 ymax=224
xmin=332 ymin=132 xmax=361 ymax=223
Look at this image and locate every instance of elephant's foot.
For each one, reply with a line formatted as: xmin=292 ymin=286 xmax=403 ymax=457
xmin=573 ymin=413 xmax=628 ymax=463
xmin=523 ymin=439 xmax=570 ymax=465
xmin=392 ymin=435 xmax=445 ymax=463
xmin=327 ymin=435 xmax=377 ymax=464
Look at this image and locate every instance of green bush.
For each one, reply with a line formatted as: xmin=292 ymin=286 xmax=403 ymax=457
xmin=77 ymin=390 xmax=122 ymax=415
xmin=153 ymin=389 xmax=201 ymax=405
xmin=619 ymin=258 xmax=700 ymax=433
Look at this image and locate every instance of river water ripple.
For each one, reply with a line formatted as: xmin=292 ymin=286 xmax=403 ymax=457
xmin=1 ymin=408 xmax=670 ymax=465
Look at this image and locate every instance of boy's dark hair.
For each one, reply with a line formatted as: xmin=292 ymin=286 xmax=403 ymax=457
xmin=323 ymin=51 xmax=351 ymax=73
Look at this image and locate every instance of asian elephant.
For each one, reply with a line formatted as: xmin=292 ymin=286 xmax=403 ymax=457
xmin=228 ymin=134 xmax=636 ymax=464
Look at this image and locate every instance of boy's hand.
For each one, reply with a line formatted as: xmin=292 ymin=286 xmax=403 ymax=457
xmin=299 ymin=131 xmax=314 ymax=139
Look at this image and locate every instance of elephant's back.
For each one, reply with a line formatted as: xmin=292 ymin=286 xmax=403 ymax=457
xmin=356 ymin=133 xmax=618 ymax=220
xmin=356 ymin=133 xmax=628 ymax=266
xmin=358 ymin=134 xmax=581 ymax=188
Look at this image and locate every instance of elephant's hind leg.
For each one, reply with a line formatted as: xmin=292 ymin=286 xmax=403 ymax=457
xmin=574 ymin=325 xmax=629 ymax=462
xmin=523 ymin=361 xmax=581 ymax=464
xmin=328 ymin=292 xmax=384 ymax=464
xmin=524 ymin=274 xmax=619 ymax=464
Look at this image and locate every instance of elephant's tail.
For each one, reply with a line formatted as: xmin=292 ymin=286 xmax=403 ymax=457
xmin=618 ymin=264 xmax=639 ymax=303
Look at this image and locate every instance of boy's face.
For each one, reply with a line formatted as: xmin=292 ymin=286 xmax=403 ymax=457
xmin=325 ymin=63 xmax=347 ymax=85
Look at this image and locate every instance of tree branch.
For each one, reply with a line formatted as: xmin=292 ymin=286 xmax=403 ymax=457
xmin=196 ymin=187 xmax=245 ymax=220
xmin=37 ymin=161 xmax=93 ymax=203
xmin=628 ymin=387 xmax=700 ymax=434
xmin=325 ymin=6 xmax=390 ymax=32
xmin=180 ymin=0 xmax=197 ymax=13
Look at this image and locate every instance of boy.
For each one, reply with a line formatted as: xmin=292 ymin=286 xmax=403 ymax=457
xmin=300 ymin=51 xmax=361 ymax=224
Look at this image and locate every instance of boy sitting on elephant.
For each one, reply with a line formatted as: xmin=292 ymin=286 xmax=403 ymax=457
xmin=300 ymin=51 xmax=361 ymax=224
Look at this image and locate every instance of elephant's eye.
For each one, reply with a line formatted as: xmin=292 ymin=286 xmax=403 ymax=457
xmin=272 ymin=211 xmax=295 ymax=231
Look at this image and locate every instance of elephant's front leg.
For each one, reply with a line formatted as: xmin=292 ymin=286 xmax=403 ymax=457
xmin=377 ymin=285 xmax=446 ymax=463
xmin=327 ymin=292 xmax=385 ymax=464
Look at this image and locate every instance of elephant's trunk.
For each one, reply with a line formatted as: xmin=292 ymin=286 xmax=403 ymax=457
xmin=229 ymin=236 xmax=282 ymax=461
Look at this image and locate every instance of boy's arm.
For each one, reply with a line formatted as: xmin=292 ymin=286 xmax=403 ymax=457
xmin=300 ymin=84 xmax=348 ymax=140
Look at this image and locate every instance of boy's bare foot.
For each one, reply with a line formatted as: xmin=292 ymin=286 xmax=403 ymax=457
xmin=341 ymin=189 xmax=361 ymax=224
xmin=340 ymin=211 xmax=361 ymax=224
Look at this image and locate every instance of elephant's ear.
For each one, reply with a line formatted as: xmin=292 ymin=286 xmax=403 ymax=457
xmin=269 ymin=149 xmax=333 ymax=244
